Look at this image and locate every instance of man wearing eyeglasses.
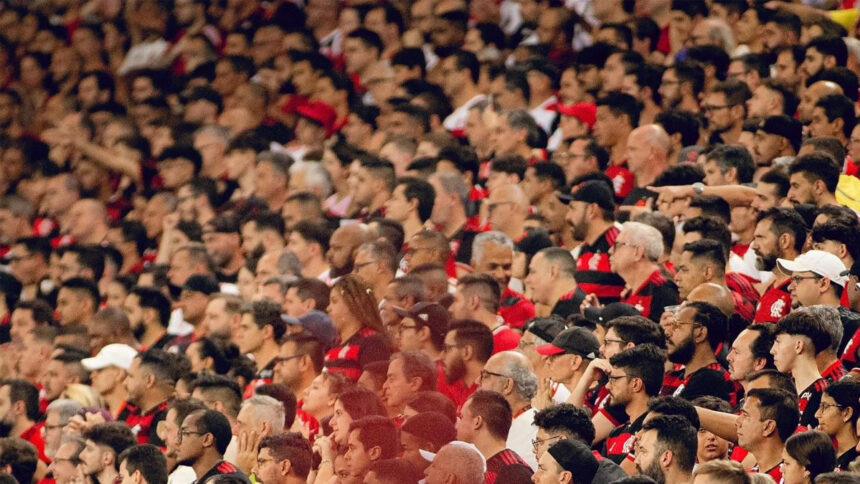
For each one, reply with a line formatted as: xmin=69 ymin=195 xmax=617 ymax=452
xmin=702 ymin=79 xmax=750 ymax=145
xmin=176 ymin=409 xmax=250 ymax=484
xmin=49 ymin=436 xmax=85 ymax=484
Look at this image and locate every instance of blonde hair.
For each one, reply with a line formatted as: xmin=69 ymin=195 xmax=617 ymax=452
xmin=693 ymin=460 xmax=750 ymax=484
xmin=61 ymin=383 xmax=103 ymax=408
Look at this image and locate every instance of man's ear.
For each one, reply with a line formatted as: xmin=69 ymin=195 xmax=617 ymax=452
xmin=408 ymin=376 xmax=424 ymax=392
xmin=659 ymin=449 xmax=673 ymax=469
xmin=761 ymin=419 xmax=777 ymax=438
xmin=279 ymin=459 xmax=293 ymax=477
xmin=368 ymin=445 xmax=382 ymax=461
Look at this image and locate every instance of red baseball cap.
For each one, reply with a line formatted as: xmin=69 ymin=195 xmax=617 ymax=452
xmin=296 ymin=100 xmax=337 ymax=138
xmin=556 ymin=102 xmax=597 ymax=130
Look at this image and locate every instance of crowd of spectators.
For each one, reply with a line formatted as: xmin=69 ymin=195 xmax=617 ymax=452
xmin=6 ymin=0 xmax=860 ymax=484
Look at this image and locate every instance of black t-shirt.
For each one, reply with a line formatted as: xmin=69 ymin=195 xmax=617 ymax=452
xmin=195 ymin=461 xmax=251 ymax=484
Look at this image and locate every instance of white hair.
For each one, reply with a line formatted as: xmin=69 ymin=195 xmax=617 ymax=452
xmin=620 ymin=221 xmax=664 ymax=261
xmin=242 ymin=395 xmax=285 ymax=431
xmin=471 ymin=231 xmax=513 ymax=265
xmin=289 ymin=161 xmax=333 ymax=198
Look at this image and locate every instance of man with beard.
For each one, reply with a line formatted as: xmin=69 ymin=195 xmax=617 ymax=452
xmin=175 ymin=409 xmax=250 ymax=484
xmin=83 ymin=344 xmax=137 ymax=419
xmin=787 ymin=153 xmax=842 ymax=208
xmin=252 ymin=433 xmax=313 ymax=484
xmin=703 ymin=79 xmax=750 ymax=146
xmin=124 ymin=286 xmax=173 ymax=350
xmin=471 ymin=232 xmax=534 ymax=331
xmin=800 ymin=37 xmax=847 ymax=85
xmin=120 ymin=349 xmax=176 ymax=446
xmin=752 ymin=207 xmax=807 ymax=323
xmin=601 ymin=344 xmax=665 ymax=465
xmin=634 ymin=415 xmax=697 ymax=484
xmin=661 ymin=302 xmax=736 ymax=406
xmin=563 ymin=181 xmax=626 ymax=304
xmin=327 ymin=224 xmax=376 ymax=281
xmin=78 ymin=423 xmax=137 ymax=484
xmin=658 ymin=61 xmax=704 ymax=113
xmin=172 ymin=275 xmax=220 ymax=350
xmin=240 ymin=212 xmax=286 ymax=261
xmin=204 ymin=293 xmax=243 ymax=343
xmin=440 ymin=320 xmax=493 ymax=410
xmin=0 ymin=379 xmax=47 ymax=462
xmin=162 ymin=399 xmax=207 ymax=484
xmin=202 ymin=214 xmax=245 ymax=284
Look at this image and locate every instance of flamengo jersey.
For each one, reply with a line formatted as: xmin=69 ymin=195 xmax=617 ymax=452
xmin=575 ymin=226 xmax=625 ymax=302
xmin=621 ymin=269 xmax=679 ymax=322
xmin=754 ymin=277 xmax=791 ymax=323
xmin=798 ymin=378 xmax=828 ymax=428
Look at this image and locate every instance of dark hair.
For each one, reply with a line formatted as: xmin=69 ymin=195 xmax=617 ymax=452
xmin=450 ymin=50 xmax=480 ymax=84
xmin=817 ymin=68 xmax=859 ymax=102
xmin=0 ymin=438 xmax=37 ymax=484
xmin=745 ymin=388 xmax=800 ymax=442
xmin=745 ymin=369 xmax=795 ymax=394
xmin=683 ymin=239 xmax=727 ymax=274
xmin=607 ymin=316 xmax=666 ymax=348
xmin=609 ymin=344 xmax=666 ymax=396
xmin=397 ymin=177 xmax=436 ymax=222
xmin=259 ymin=433 xmax=313 ymax=479
xmin=118 ymin=444 xmax=168 ymax=484
xmin=823 ymin=379 xmax=860 ymax=427
xmin=686 ymin=301 xmax=728 ymax=350
xmin=671 ymin=0 xmax=708 ymax=18
xmin=190 ymin=409 xmax=233 ymax=455
xmin=814 ymin=94 xmax=856 ymax=139
xmin=688 ymin=46 xmax=732 ymax=82
xmin=596 ymin=92 xmax=641 ymax=127
xmin=647 ymin=396 xmax=701 ymax=428
xmin=785 ymin=430 xmax=837 ymax=482
xmin=190 ymin=373 xmax=242 ymax=417
xmin=655 ymin=110 xmax=701 ymax=147
xmin=790 ymin=152 xmax=841 ymax=194
xmin=466 ymin=389 xmax=511 ymax=440
xmin=756 ymin=207 xmax=808 ymax=254
xmin=807 ymin=37 xmax=848 ymax=68
xmin=405 ymin=391 xmax=457 ymax=423
xmin=291 ymin=220 xmax=332 ymax=253
xmin=240 ymin=300 xmax=286 ymax=341
xmin=706 ymin=145 xmax=754 ymax=184
xmin=12 ymin=299 xmax=54 ymax=326
xmin=801 ymin=136 xmax=846 ymax=163
xmin=449 ymin=320 xmax=494 ymax=363
xmin=759 ymin=168 xmax=790 ymax=199
xmin=83 ymin=423 xmax=137 ymax=467
xmin=167 ymin=398 xmax=207 ymax=429
xmin=745 ymin=324 xmax=777 ymax=370
xmin=391 ymin=351 xmax=436 ymax=392
xmin=1 ymin=379 xmax=39 ymax=421
xmin=682 ymin=216 xmax=732 ymax=256
xmin=138 ymin=349 xmax=181 ymax=385
xmin=129 ymin=286 xmax=171 ymax=328
xmin=490 ymin=155 xmax=527 ymax=180
xmin=775 ymin=310 xmax=832 ymax=354
xmin=812 ymin=222 xmax=860 ymax=262
xmin=671 ymin=61 xmax=705 ymax=95
xmin=346 ymin=27 xmax=383 ymax=54
xmin=760 ymin=78 xmax=800 ymax=117
xmin=532 ymin=403 xmax=595 ymax=444
xmin=62 ymin=244 xmax=105 ymax=280
xmin=337 ymin=386 xmax=387 ymax=421
xmin=391 ymin=48 xmax=426 ymax=76
xmin=158 ymin=145 xmax=202 ymax=175
xmin=767 ymin=10 xmax=802 ymax=38
xmin=347 ymin=415 xmax=399 ymax=459
xmin=640 ymin=415 xmax=697 ymax=473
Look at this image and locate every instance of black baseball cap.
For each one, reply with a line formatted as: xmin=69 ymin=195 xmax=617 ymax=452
xmin=536 ymin=327 xmax=599 ymax=358
xmin=525 ymin=317 xmax=566 ymax=343
xmin=583 ymin=302 xmax=640 ymax=326
xmin=758 ymin=115 xmax=802 ymax=150
xmin=393 ymin=301 xmax=450 ymax=338
xmin=182 ymin=274 xmax=219 ymax=295
xmin=557 ymin=180 xmax=615 ymax=211
xmin=548 ymin=440 xmax=599 ymax=483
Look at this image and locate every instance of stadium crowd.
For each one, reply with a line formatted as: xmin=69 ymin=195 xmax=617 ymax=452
xmin=6 ymin=0 xmax=860 ymax=484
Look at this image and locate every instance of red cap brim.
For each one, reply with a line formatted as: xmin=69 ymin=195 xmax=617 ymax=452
xmin=536 ymin=344 xmax=565 ymax=356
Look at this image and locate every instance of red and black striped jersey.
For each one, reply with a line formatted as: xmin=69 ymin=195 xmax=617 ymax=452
xmin=194 ymin=461 xmax=250 ymax=484
xmin=551 ymin=287 xmax=587 ymax=319
xmin=751 ymin=461 xmax=782 ymax=483
xmin=754 ymin=278 xmax=791 ymax=323
xmin=498 ymin=288 xmax=535 ymax=330
xmin=117 ymin=400 xmax=169 ymax=446
xmin=621 ymin=269 xmax=679 ymax=323
xmin=661 ymin=362 xmax=739 ymax=407
xmin=798 ymin=378 xmax=828 ymax=428
xmin=324 ymin=327 xmax=391 ymax=381
xmin=601 ymin=411 xmax=648 ymax=464
xmin=575 ymin=226 xmax=625 ymax=303
xmin=484 ymin=449 xmax=533 ymax=484
xmin=822 ymin=359 xmax=847 ymax=383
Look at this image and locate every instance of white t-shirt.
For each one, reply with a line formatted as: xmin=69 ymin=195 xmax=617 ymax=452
xmin=507 ymin=407 xmax=539 ymax=471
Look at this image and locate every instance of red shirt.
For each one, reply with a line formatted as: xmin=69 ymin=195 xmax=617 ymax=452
xmin=604 ymin=162 xmax=634 ymax=200
xmin=492 ymin=325 xmax=521 ymax=354
xmin=498 ymin=288 xmax=535 ymax=330
xmin=754 ymin=277 xmax=792 ymax=323
xmin=21 ymin=422 xmax=49 ymax=463
xmin=436 ymin=360 xmax=477 ymax=411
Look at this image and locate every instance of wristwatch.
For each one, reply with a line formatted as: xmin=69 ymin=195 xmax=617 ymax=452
xmin=692 ymin=182 xmax=705 ymax=195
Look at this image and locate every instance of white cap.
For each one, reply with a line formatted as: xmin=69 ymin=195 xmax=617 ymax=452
xmin=777 ymin=250 xmax=848 ymax=287
xmin=419 ymin=441 xmax=487 ymax=473
xmin=81 ymin=344 xmax=138 ymax=371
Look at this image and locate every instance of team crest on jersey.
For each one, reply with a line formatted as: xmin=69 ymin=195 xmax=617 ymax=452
xmin=770 ymin=298 xmax=786 ymax=318
xmin=589 ymin=254 xmax=600 ymax=270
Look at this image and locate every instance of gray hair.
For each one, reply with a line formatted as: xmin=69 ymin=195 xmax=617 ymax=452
xmin=471 ymin=231 xmax=513 ymax=266
xmin=699 ymin=17 xmax=735 ymax=53
xmin=242 ymin=395 xmax=286 ymax=432
xmin=0 ymin=195 xmax=34 ymax=219
xmin=799 ymin=305 xmax=842 ymax=352
xmin=620 ymin=221 xmax=664 ymax=261
xmin=256 ymin=151 xmax=294 ymax=178
xmin=194 ymin=125 xmax=231 ymax=145
xmin=59 ymin=435 xmax=86 ymax=457
xmin=277 ymin=250 xmax=303 ymax=277
xmin=505 ymin=109 xmax=543 ymax=147
xmin=46 ymin=399 xmax=84 ymax=425
xmin=430 ymin=171 xmax=469 ymax=205
xmin=502 ymin=358 xmax=537 ymax=399
xmin=290 ymin=162 xmax=333 ymax=198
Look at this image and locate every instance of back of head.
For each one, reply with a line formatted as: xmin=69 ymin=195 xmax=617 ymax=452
xmin=693 ymin=460 xmax=751 ymax=484
xmin=118 ymin=444 xmax=168 ymax=484
xmin=466 ymin=389 xmax=511 ymax=440
xmin=367 ymin=459 xmax=421 ymax=484
xmin=347 ymin=415 xmax=399 ymax=460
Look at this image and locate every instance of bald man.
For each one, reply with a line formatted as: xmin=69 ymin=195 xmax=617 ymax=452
xmin=798 ymin=80 xmax=842 ymax=123
xmin=479 ymin=351 xmax=539 ymax=470
xmin=686 ymin=283 xmax=734 ymax=316
xmin=487 ymin=184 xmax=529 ymax=242
xmin=424 ymin=443 xmax=486 ymax=484
xmin=623 ymin=124 xmax=671 ymax=208
xmin=327 ymin=224 xmax=376 ymax=279
xmin=66 ymin=199 xmax=110 ymax=244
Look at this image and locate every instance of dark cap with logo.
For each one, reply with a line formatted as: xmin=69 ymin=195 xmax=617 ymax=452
xmin=525 ymin=317 xmax=566 ymax=343
xmin=584 ymin=302 xmax=641 ymax=326
xmin=536 ymin=327 xmax=599 ymax=358
xmin=548 ymin=439 xmax=599 ymax=483
xmin=393 ymin=301 xmax=450 ymax=338
xmin=557 ymin=180 xmax=615 ymax=211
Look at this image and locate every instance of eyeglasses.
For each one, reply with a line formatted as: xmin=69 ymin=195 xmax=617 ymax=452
xmin=790 ymin=275 xmax=821 ymax=285
xmin=702 ymin=104 xmax=735 ymax=112
xmin=531 ymin=435 xmax=563 ymax=449
xmin=607 ymin=374 xmax=631 ymax=382
xmin=662 ymin=319 xmax=701 ymax=332
xmin=273 ymin=354 xmax=305 ymax=365
xmin=603 ymin=338 xmax=626 ymax=346
xmin=614 ymin=241 xmax=637 ymax=250
xmin=353 ymin=260 xmax=378 ymax=270
xmin=818 ymin=402 xmax=843 ymax=411
xmin=480 ymin=369 xmax=510 ymax=381
xmin=256 ymin=457 xmax=275 ymax=467
xmin=178 ymin=429 xmax=204 ymax=441
xmin=398 ymin=324 xmax=419 ymax=333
